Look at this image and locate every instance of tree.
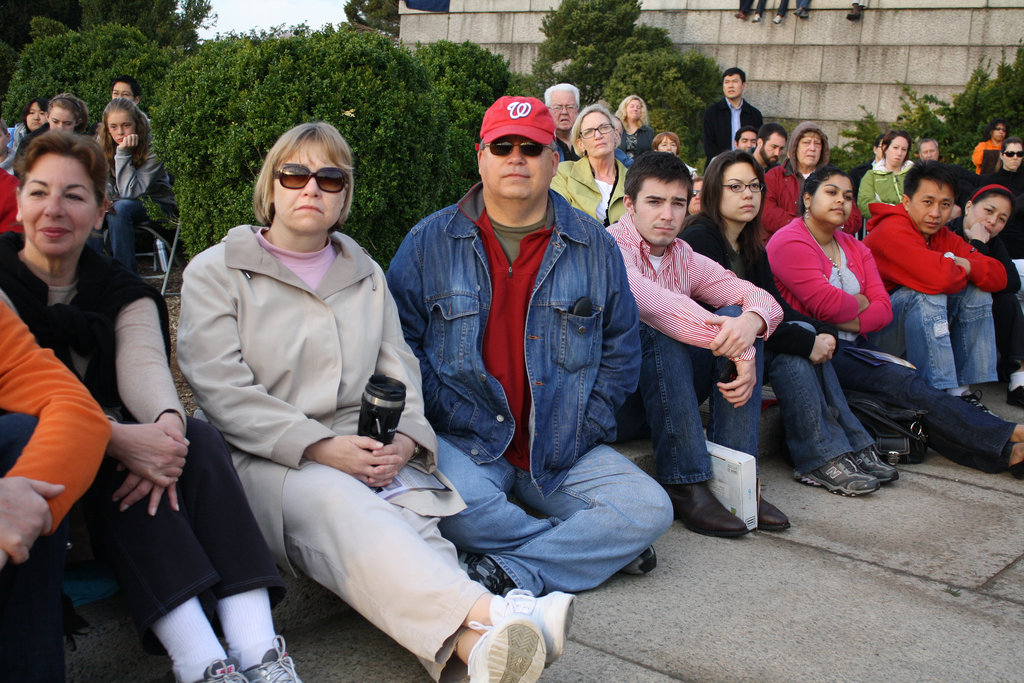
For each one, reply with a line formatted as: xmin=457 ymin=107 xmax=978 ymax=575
xmin=79 ymin=0 xmax=213 ymax=51
xmin=605 ymin=48 xmax=721 ymax=168
xmin=532 ymin=0 xmax=671 ymax=104
xmin=0 ymin=0 xmax=80 ymax=54
xmin=344 ymin=0 xmax=400 ymax=37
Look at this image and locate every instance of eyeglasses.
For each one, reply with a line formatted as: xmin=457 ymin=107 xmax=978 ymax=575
xmin=580 ymin=123 xmax=614 ymax=139
xmin=549 ymin=104 xmax=578 ymax=112
xmin=275 ymin=164 xmax=347 ymax=193
xmin=722 ymin=182 xmax=764 ymax=194
xmin=994 ymin=127 xmax=1008 ymax=132
xmin=483 ymin=140 xmax=547 ymax=157
xmin=1003 ymin=150 xmax=1023 ymax=158
xmin=691 ymin=189 xmax=702 ymax=197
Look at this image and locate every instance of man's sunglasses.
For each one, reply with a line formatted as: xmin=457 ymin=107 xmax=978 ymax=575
xmin=1003 ymin=150 xmax=1023 ymax=158
xmin=483 ymin=140 xmax=547 ymax=157
xmin=274 ymin=164 xmax=348 ymax=193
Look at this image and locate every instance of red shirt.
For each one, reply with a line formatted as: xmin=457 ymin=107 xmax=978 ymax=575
xmin=476 ymin=210 xmax=552 ymax=471
xmin=0 ymin=169 xmax=20 ymax=233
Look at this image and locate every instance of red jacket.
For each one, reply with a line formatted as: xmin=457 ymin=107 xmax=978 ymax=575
xmin=762 ymin=163 xmax=862 ymax=238
xmin=863 ymin=202 xmax=1007 ymax=294
xmin=0 ymin=169 xmax=20 ymax=233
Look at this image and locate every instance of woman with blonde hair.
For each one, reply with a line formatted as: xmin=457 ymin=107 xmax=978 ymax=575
xmin=95 ymin=97 xmax=175 ymax=272
xmin=178 ymin=121 xmax=573 ymax=683
xmin=614 ymin=95 xmax=654 ymax=160
xmin=551 ymin=104 xmax=628 ymax=225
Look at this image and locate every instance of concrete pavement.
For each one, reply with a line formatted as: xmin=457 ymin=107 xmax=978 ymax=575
xmin=70 ymin=381 xmax=1024 ymax=681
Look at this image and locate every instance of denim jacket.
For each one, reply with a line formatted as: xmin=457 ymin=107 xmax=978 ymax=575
xmin=387 ymin=185 xmax=640 ymax=494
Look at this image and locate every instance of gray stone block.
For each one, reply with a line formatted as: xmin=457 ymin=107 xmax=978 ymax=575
xmin=511 ymin=11 xmax=545 ymax=44
xmin=447 ymin=11 xmax=517 ymax=44
xmin=820 ymin=45 xmax=911 ymax=85
xmin=969 ymin=8 xmax=1024 ymax=48
xmin=907 ymin=46 xmax=969 ymax=87
xmin=860 ymin=9 xmax=973 ymax=46
xmin=398 ymin=13 xmax=450 ymax=44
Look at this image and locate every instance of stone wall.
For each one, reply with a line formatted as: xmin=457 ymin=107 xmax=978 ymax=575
xmin=399 ymin=0 xmax=1024 ymax=145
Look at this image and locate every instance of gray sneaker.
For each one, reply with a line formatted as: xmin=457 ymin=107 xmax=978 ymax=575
xmin=244 ymin=636 xmax=302 ymax=682
xmin=796 ymin=454 xmax=880 ymax=496
xmin=196 ymin=658 xmax=247 ymax=683
xmin=851 ymin=445 xmax=899 ymax=483
xmin=619 ymin=546 xmax=657 ymax=575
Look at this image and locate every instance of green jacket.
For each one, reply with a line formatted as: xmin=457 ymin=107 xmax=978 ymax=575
xmin=857 ymin=159 xmax=913 ymax=219
xmin=551 ymin=157 xmax=627 ymax=226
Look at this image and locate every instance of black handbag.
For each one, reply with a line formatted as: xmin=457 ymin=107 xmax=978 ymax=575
xmin=845 ymin=392 xmax=928 ymax=465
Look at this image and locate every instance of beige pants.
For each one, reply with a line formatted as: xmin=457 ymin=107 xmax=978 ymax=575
xmin=279 ymin=461 xmax=487 ymax=681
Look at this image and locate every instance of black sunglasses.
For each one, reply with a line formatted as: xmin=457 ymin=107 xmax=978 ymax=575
xmin=1004 ymin=150 xmax=1023 ymax=158
xmin=484 ymin=140 xmax=546 ymax=157
xmin=274 ymin=164 xmax=347 ymax=193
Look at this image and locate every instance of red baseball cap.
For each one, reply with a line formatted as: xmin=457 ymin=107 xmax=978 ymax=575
xmin=479 ymin=96 xmax=555 ymax=146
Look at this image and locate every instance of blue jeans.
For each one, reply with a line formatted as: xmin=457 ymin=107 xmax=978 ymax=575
xmin=870 ymin=285 xmax=997 ymax=390
xmin=767 ymin=348 xmax=874 ymax=474
xmin=436 ymin=438 xmax=672 ymax=595
xmin=106 ymin=198 xmax=148 ymax=273
xmin=0 ymin=414 xmax=69 ymax=682
xmin=615 ymin=309 xmax=764 ymax=484
xmin=832 ymin=339 xmax=1016 ymax=473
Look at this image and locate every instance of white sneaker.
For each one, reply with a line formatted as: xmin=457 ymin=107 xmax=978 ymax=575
xmin=243 ymin=636 xmax=302 ymax=682
xmin=467 ymin=616 xmax=545 ymax=683
xmin=493 ymin=589 xmax=575 ymax=666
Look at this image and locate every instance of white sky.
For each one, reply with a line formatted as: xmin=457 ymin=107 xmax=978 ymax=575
xmin=199 ymin=0 xmax=346 ymax=39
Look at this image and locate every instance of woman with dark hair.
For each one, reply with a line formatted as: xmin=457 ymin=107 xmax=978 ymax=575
xmin=0 ymin=130 xmax=298 ymax=682
xmin=768 ymin=165 xmax=1024 ymax=479
xmin=683 ymin=151 xmax=894 ymax=495
xmin=857 ymin=129 xmax=913 ymax=219
xmin=973 ymin=118 xmax=1009 ymax=174
xmin=947 ymin=184 xmax=1024 ymax=406
xmin=3 ymin=98 xmax=49 ymax=173
xmin=96 ymin=97 xmax=175 ymax=272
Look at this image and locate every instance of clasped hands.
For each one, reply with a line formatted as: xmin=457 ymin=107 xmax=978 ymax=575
xmin=108 ymin=412 xmax=189 ymax=516
xmin=304 ymin=432 xmax=415 ymax=488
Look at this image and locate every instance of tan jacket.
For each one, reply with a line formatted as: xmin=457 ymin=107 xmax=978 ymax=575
xmin=177 ymin=225 xmax=464 ymax=570
xmin=550 ymin=157 xmax=627 ymax=225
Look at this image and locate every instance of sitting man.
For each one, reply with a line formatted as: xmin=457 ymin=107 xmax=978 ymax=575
xmin=0 ymin=303 xmax=110 ymax=680
xmin=864 ymin=162 xmax=1006 ymax=406
xmin=608 ymin=151 xmax=788 ymax=537
xmin=387 ymin=96 xmax=673 ymax=597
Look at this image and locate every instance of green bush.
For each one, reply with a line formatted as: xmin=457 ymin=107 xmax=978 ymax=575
xmin=2 ymin=23 xmax=171 ymax=127
xmin=416 ymin=40 xmax=512 ymax=205
xmin=830 ymin=108 xmax=887 ymax=170
xmin=605 ymin=48 xmax=721 ymax=170
xmin=154 ymin=26 xmax=452 ymax=265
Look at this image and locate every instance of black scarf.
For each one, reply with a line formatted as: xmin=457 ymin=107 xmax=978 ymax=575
xmin=0 ymin=232 xmax=170 ymax=414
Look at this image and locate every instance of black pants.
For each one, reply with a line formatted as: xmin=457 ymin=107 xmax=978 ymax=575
xmin=0 ymin=414 xmax=69 ymax=682
xmin=81 ymin=417 xmax=284 ymax=654
xmin=993 ymin=290 xmax=1024 ymax=380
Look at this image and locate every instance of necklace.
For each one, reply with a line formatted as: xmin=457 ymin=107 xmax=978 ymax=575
xmin=805 ymin=217 xmax=844 ymax=288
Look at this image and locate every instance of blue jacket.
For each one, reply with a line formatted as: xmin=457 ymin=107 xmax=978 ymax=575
xmin=386 ymin=185 xmax=640 ymax=494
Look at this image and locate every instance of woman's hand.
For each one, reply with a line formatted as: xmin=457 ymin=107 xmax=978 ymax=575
xmin=716 ymin=358 xmax=756 ymax=408
xmin=808 ymin=333 xmax=837 ymax=364
xmin=107 ymin=413 xmax=188 ymax=513
xmin=118 ymin=134 xmax=139 ymax=151
xmin=111 ymin=473 xmax=177 ymax=516
xmin=964 ymin=220 xmax=990 ymax=244
xmin=304 ymin=433 xmax=412 ymax=488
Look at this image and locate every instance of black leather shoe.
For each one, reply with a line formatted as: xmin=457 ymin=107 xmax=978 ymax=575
xmin=1007 ymin=386 xmax=1024 ymax=408
xmin=757 ymin=498 xmax=791 ymax=531
xmin=663 ymin=482 xmax=750 ymax=537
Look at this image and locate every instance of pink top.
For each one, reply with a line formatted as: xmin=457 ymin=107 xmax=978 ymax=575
xmin=765 ymin=217 xmax=893 ymax=334
xmin=608 ymin=212 xmax=782 ymax=361
xmin=256 ymin=229 xmax=336 ymax=290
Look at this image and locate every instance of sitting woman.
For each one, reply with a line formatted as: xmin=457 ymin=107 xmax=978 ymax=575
xmin=45 ymin=93 xmax=89 ymax=134
xmin=96 ymin=97 xmax=176 ymax=272
xmin=946 ymin=185 xmax=1024 ymax=406
xmin=688 ymin=175 xmax=703 ymax=216
xmin=551 ymin=104 xmax=627 ymax=226
xmin=3 ymin=98 xmax=48 ymax=173
xmin=857 ymin=129 xmax=913 ymax=219
xmin=683 ymin=150 xmax=895 ymax=495
xmin=767 ymin=165 xmax=1024 ymax=479
xmin=653 ymin=131 xmax=698 ymax=176
xmin=0 ymin=130 xmax=298 ymax=683
xmin=615 ymin=95 xmax=655 ymax=160
xmin=177 ymin=122 xmax=572 ymax=683
xmin=972 ymin=118 xmax=1009 ymax=174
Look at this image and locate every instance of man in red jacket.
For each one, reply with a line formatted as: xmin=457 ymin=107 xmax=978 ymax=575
xmin=863 ymin=162 xmax=1005 ymax=409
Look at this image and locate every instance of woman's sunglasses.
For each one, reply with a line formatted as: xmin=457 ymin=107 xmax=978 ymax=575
xmin=274 ymin=164 xmax=348 ymax=193
xmin=1003 ymin=150 xmax=1023 ymax=158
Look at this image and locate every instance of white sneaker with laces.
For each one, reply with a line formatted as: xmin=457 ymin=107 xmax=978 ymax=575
xmin=243 ymin=636 xmax=302 ymax=682
xmin=492 ymin=589 xmax=575 ymax=666
xmin=467 ymin=616 xmax=545 ymax=683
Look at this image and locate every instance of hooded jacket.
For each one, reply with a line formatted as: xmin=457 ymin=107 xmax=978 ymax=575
xmin=763 ymin=121 xmax=862 ymax=236
xmin=863 ymin=202 xmax=1006 ymax=294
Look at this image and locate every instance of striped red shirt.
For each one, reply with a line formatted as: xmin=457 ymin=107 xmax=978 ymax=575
xmin=608 ymin=212 xmax=782 ymax=361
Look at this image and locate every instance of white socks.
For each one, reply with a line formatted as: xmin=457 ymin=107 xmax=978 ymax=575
xmin=1010 ymin=370 xmax=1024 ymax=391
xmin=151 ymin=597 xmax=226 ymax=683
xmin=946 ymin=386 xmax=971 ymax=397
xmin=216 ymin=588 xmax=277 ymax=669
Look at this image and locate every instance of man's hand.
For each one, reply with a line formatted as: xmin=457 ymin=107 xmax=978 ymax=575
xmin=808 ymin=333 xmax=836 ymax=364
xmin=0 ymin=477 xmax=64 ymax=569
xmin=707 ymin=311 xmax=765 ymax=359
xmin=716 ymin=358 xmax=756 ymax=407
xmin=952 ymin=256 xmax=972 ymax=274
xmin=304 ymin=434 xmax=411 ymax=488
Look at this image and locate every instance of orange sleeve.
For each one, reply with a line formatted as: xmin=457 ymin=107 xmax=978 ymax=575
xmin=0 ymin=303 xmax=110 ymax=529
